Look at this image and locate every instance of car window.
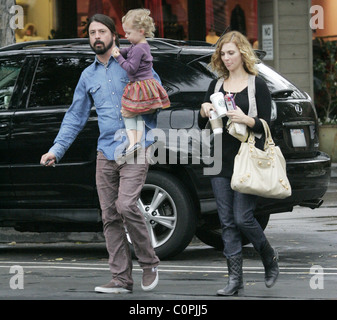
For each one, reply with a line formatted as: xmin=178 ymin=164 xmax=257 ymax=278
xmin=29 ymin=56 xmax=92 ymax=108
xmin=0 ymin=58 xmax=24 ymax=110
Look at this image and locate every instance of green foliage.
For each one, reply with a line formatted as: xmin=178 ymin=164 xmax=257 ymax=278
xmin=313 ymin=39 xmax=337 ymax=124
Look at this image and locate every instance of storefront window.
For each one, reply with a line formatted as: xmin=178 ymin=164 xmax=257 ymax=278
xmin=76 ymin=0 xmax=188 ymax=40
xmin=311 ymin=0 xmax=337 ymax=40
xmin=15 ymin=0 xmax=54 ymax=42
xmin=14 ymin=0 xmax=257 ymax=44
xmin=76 ymin=0 xmax=256 ymax=42
xmin=206 ymin=0 xmax=258 ymax=45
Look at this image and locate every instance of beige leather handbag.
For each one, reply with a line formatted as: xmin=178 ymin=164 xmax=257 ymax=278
xmin=231 ymin=119 xmax=292 ymax=199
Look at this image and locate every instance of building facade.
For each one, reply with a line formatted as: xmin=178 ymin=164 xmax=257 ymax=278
xmin=12 ymin=0 xmax=337 ymax=99
xmin=15 ymin=0 xmax=258 ymax=44
xmin=258 ymin=0 xmax=313 ymax=97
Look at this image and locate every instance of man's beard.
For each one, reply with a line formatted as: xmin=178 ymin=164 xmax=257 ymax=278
xmin=90 ymin=39 xmax=114 ymax=54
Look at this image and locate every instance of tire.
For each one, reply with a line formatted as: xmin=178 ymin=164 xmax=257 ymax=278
xmin=132 ymin=170 xmax=197 ymax=260
xmin=196 ymin=214 xmax=270 ymax=250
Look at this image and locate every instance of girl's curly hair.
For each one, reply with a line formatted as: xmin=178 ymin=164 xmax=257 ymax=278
xmin=210 ymin=31 xmax=258 ymax=78
xmin=122 ymin=8 xmax=156 ymax=38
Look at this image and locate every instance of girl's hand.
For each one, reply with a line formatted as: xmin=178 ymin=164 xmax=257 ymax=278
xmin=200 ymin=102 xmax=214 ymax=118
xmin=112 ymin=47 xmax=120 ymax=58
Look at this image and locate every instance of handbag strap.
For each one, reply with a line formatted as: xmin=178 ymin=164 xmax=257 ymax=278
xmin=261 ymin=119 xmax=275 ymax=149
xmin=247 ymin=75 xmax=257 ymax=117
xmin=214 ymin=77 xmax=224 ymax=93
xmin=248 ymin=118 xmax=275 ymax=150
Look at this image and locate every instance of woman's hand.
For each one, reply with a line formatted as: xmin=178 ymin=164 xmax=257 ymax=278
xmin=226 ymin=106 xmax=255 ymax=127
xmin=200 ymin=102 xmax=214 ymax=118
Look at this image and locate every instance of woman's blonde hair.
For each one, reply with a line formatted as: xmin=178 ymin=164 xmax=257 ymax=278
xmin=122 ymin=8 xmax=156 ymax=38
xmin=210 ymin=31 xmax=258 ymax=78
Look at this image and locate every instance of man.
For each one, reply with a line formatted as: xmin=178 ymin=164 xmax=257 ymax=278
xmin=40 ymin=14 xmax=160 ymax=294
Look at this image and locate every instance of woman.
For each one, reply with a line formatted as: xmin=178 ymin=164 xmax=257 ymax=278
xmin=198 ymin=31 xmax=279 ymax=296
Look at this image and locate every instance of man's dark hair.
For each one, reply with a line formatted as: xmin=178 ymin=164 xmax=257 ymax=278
xmin=87 ymin=14 xmax=120 ymax=47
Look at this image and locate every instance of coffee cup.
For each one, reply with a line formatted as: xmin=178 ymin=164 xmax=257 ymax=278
xmin=210 ymin=92 xmax=227 ymax=117
xmin=209 ymin=110 xmax=223 ymax=135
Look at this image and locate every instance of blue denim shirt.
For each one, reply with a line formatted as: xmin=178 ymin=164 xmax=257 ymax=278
xmin=49 ymin=55 xmax=158 ymax=162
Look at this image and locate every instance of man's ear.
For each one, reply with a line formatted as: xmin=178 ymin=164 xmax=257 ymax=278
xmin=112 ymin=34 xmax=117 ymax=46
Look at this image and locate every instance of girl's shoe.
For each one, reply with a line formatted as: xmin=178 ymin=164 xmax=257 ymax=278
xmin=124 ymin=142 xmax=142 ymax=160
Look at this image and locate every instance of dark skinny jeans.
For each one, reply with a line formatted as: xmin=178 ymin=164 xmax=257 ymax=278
xmin=211 ymin=176 xmax=267 ymax=258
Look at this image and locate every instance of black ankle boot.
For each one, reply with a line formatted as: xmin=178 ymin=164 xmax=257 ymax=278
xmin=217 ymin=253 xmax=244 ymax=296
xmin=260 ymin=241 xmax=279 ymax=288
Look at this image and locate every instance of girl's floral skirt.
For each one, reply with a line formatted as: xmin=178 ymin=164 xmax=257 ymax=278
xmin=122 ymin=78 xmax=170 ymax=113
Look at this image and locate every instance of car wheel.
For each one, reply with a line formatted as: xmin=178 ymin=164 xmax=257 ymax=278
xmin=130 ymin=170 xmax=197 ymax=260
xmin=196 ymin=214 xmax=270 ymax=250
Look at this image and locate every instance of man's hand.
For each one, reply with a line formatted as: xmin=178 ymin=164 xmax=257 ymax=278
xmin=40 ymin=152 xmax=56 ymax=167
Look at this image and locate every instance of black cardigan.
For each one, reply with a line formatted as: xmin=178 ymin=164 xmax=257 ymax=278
xmin=198 ymin=76 xmax=272 ymax=178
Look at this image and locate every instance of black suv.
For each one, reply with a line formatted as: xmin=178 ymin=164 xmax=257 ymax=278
xmin=0 ymin=39 xmax=331 ymax=259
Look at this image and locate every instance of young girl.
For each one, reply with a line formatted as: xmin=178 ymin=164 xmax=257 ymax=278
xmin=112 ymin=8 xmax=170 ymax=160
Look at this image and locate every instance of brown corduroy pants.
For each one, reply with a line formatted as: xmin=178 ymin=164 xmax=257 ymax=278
xmin=96 ymin=152 xmax=159 ymax=288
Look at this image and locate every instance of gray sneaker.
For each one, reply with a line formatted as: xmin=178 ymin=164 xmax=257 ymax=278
xmin=95 ymin=280 xmax=132 ymax=293
xmin=141 ymin=267 xmax=159 ymax=291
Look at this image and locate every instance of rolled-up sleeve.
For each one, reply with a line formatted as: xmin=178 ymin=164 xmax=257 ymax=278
xmin=49 ymin=74 xmax=92 ymax=162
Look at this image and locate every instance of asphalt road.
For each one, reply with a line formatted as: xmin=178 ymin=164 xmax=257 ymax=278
xmin=0 ymin=168 xmax=336 ymax=314
xmin=0 ymin=206 xmax=337 ymax=305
